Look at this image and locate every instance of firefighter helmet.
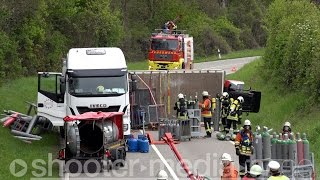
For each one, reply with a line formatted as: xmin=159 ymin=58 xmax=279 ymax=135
xmin=156 ymin=170 xmax=168 ymax=180
xmin=244 ymin=119 xmax=251 ymax=126
xmin=221 ymin=153 xmax=232 ymax=161
xmin=237 ymin=96 xmax=244 ymax=103
xmin=202 ymin=91 xmax=209 ymax=96
xmin=284 ymin=121 xmax=291 ymax=127
xmin=250 ymin=164 xmax=262 ymax=176
xmin=178 ymin=93 xmax=184 ymax=99
xmin=222 ymin=92 xmax=229 ymax=98
xmin=268 ymin=161 xmax=280 ymax=171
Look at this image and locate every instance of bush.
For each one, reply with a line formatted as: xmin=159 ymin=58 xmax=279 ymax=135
xmin=264 ymin=0 xmax=320 ymax=100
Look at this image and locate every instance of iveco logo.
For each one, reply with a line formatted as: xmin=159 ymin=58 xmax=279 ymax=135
xmin=89 ymin=104 xmax=108 ymax=108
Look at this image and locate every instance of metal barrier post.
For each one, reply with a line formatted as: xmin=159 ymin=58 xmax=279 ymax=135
xmin=214 ymin=97 xmax=221 ymax=131
xmin=141 ymin=111 xmax=146 ymax=135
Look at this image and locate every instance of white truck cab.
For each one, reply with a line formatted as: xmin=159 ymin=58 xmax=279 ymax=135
xmin=37 ymin=47 xmax=131 ymax=136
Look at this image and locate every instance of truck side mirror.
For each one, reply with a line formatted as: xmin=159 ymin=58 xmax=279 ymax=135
xmin=60 ymin=76 xmax=66 ymax=95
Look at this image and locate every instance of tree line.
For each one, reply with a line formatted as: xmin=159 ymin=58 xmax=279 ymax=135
xmin=0 ymin=0 xmax=272 ymax=84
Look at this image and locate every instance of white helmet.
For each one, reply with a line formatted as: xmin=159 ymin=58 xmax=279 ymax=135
xmin=202 ymin=91 xmax=209 ymax=96
xmin=156 ymin=170 xmax=168 ymax=180
xmin=268 ymin=160 xmax=280 ymax=171
xmin=244 ymin=119 xmax=251 ymax=126
xmin=221 ymin=153 xmax=232 ymax=161
xmin=250 ymin=164 xmax=263 ymax=176
xmin=222 ymin=92 xmax=229 ymax=98
xmin=178 ymin=93 xmax=184 ymax=99
xmin=237 ymin=96 xmax=244 ymax=103
xmin=284 ymin=121 xmax=291 ymax=127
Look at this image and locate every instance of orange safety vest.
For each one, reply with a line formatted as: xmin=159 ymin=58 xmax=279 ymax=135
xmin=221 ymin=163 xmax=238 ymax=180
xmin=199 ymin=98 xmax=212 ymax=117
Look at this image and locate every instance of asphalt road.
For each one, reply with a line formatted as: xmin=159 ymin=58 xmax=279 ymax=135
xmin=62 ymin=56 xmax=260 ymax=180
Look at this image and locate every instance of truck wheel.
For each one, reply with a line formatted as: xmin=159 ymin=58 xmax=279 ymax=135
xmin=59 ymin=126 xmax=65 ymax=138
xmin=182 ymin=63 xmax=185 ymax=69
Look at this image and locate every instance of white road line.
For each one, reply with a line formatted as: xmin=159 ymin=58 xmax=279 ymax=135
xmin=139 ymin=130 xmax=179 ymax=180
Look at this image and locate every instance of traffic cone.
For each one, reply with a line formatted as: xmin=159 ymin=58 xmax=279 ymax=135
xmin=231 ymin=67 xmax=237 ymax=72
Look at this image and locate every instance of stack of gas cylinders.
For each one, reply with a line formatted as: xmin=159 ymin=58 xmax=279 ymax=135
xmin=253 ymin=126 xmax=311 ymax=166
xmin=127 ymin=134 xmax=149 ymax=153
xmin=158 ymin=119 xmax=181 ymax=141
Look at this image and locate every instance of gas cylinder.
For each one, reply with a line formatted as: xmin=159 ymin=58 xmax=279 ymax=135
xmin=254 ymin=129 xmax=263 ymax=160
xmin=282 ymin=134 xmax=289 ymax=166
xmin=296 ymin=132 xmax=304 ymax=165
xmin=271 ymin=132 xmax=278 ymax=159
xmin=138 ymin=136 xmax=149 ymax=153
xmin=276 ymin=133 xmax=283 ymax=160
xmin=174 ymin=120 xmax=181 ymax=140
xmin=127 ymin=135 xmax=138 ymax=152
xmin=158 ymin=123 xmax=166 ymax=141
xmin=302 ymin=133 xmax=310 ymax=165
xmin=288 ymin=132 xmax=297 ymax=164
xmin=262 ymin=127 xmax=271 ymax=160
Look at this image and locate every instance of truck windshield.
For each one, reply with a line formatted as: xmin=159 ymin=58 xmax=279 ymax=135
xmin=151 ymin=39 xmax=178 ymax=51
xmin=68 ymin=75 xmax=127 ymax=97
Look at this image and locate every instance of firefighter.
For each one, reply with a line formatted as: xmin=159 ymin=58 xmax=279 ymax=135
xmin=282 ymin=121 xmax=292 ymax=138
xmin=221 ymin=92 xmax=230 ymax=132
xmin=199 ymin=91 xmax=212 ymax=137
xmin=162 ymin=21 xmax=177 ymax=34
xmin=235 ymin=119 xmax=253 ymax=177
xmin=221 ymin=153 xmax=238 ymax=180
xmin=156 ymin=170 xmax=168 ymax=180
xmin=174 ymin=93 xmax=187 ymax=119
xmin=267 ymin=161 xmax=290 ymax=180
xmin=243 ymin=164 xmax=263 ymax=180
xmin=226 ymin=96 xmax=244 ymax=133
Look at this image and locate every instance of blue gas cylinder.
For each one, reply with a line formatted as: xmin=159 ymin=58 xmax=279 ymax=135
xmin=127 ymin=135 xmax=138 ymax=152
xmin=138 ymin=134 xmax=146 ymax=140
xmin=138 ymin=137 xmax=149 ymax=153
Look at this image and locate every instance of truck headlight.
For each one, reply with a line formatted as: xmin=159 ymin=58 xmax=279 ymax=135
xmin=123 ymin=124 xmax=128 ymax=131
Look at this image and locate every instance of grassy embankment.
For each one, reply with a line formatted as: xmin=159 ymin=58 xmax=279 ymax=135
xmin=227 ymin=59 xmax=319 ymax=178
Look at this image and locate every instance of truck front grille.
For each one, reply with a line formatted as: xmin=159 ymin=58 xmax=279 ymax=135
xmin=77 ymin=106 xmax=121 ymax=114
xmin=154 ymin=54 xmax=173 ymax=61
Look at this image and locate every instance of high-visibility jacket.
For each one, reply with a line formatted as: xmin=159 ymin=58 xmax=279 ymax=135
xmin=199 ymin=98 xmax=212 ymax=117
xmin=227 ymin=99 xmax=242 ymax=121
xmin=221 ymin=163 xmax=238 ymax=180
xmin=235 ymin=129 xmax=253 ymax=156
xmin=267 ymin=175 xmax=290 ymax=180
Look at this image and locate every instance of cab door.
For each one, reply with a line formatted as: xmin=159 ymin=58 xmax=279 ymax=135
xmin=37 ymin=72 xmax=66 ymax=126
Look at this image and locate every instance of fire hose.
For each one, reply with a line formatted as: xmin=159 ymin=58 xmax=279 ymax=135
xmin=161 ymin=133 xmax=211 ymax=180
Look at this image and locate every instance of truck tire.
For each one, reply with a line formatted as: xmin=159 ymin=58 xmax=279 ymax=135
xmin=59 ymin=126 xmax=65 ymax=139
xmin=182 ymin=63 xmax=185 ymax=69
xmin=190 ymin=63 xmax=193 ymax=69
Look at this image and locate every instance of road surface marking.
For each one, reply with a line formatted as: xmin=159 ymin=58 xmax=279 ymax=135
xmin=140 ymin=130 xmax=179 ymax=180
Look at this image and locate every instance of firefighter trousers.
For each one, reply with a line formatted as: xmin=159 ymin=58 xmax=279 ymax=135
xmin=221 ymin=117 xmax=227 ymax=130
xmin=239 ymin=154 xmax=251 ymax=176
xmin=203 ymin=117 xmax=212 ymax=137
xmin=226 ymin=119 xmax=237 ymax=133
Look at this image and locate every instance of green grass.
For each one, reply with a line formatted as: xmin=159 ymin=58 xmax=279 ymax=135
xmin=227 ymin=59 xmax=319 ymax=178
xmin=127 ymin=48 xmax=265 ymax=70
xmin=0 ymin=77 xmax=59 ymax=179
